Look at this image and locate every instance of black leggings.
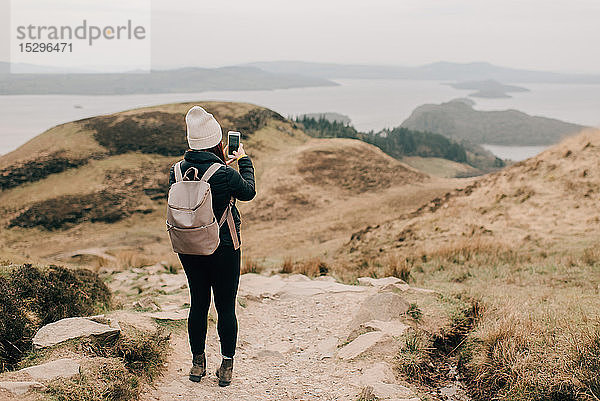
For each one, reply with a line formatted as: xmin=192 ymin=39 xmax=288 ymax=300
xmin=179 ymin=244 xmax=241 ymax=358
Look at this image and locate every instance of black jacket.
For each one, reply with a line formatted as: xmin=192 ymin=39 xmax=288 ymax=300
xmin=168 ymin=150 xmax=256 ymax=248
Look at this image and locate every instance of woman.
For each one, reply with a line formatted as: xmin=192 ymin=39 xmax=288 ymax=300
xmin=168 ymin=106 xmax=256 ymax=387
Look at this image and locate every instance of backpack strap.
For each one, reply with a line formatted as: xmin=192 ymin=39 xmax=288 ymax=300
xmin=199 ymin=162 xmax=240 ymax=249
xmin=218 ymin=199 xmax=240 ymax=250
xmin=200 ymin=163 xmax=223 ymax=182
xmin=174 ymin=161 xmax=183 ymax=182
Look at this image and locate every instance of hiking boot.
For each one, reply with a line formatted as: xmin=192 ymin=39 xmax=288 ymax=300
xmin=215 ymin=357 xmax=233 ymax=387
xmin=189 ymin=353 xmax=206 ymax=382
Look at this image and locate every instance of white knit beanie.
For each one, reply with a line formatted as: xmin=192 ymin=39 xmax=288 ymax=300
xmin=185 ymin=106 xmax=222 ymax=150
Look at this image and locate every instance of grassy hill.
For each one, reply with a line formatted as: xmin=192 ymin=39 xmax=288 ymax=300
xmin=1 ymin=102 xmax=598 ymax=400
xmin=294 ymin=115 xmax=503 ymax=175
xmin=335 ymin=128 xmax=600 ymax=400
xmin=0 ymin=102 xmax=459 ymax=267
xmin=401 ymin=98 xmax=586 ymax=146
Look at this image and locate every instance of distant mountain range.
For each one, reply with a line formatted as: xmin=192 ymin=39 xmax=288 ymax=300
xmin=401 ymin=98 xmax=585 ymax=146
xmin=245 ymin=61 xmax=600 ymax=84
xmin=0 ymin=64 xmax=337 ymax=95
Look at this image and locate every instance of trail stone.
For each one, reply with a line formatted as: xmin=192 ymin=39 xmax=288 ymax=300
xmin=351 ymin=292 xmax=409 ymax=327
xmin=370 ymin=382 xmax=415 ymax=399
xmin=255 ymin=349 xmax=285 ymax=360
xmin=358 ymin=277 xmax=406 ymax=287
xmin=359 ymin=362 xmax=394 ymax=383
xmin=317 ymin=337 xmax=339 ymax=359
xmin=359 ymin=363 xmax=417 ymax=399
xmin=338 ymin=331 xmax=386 ymax=360
xmin=19 ymin=358 xmax=80 ymax=381
xmin=380 ymin=282 xmax=411 ymax=292
xmin=33 ymin=316 xmax=120 ymax=349
xmin=133 ymin=296 xmax=160 ymax=312
xmin=362 ymin=320 xmax=409 ymax=337
xmin=0 ymin=381 xmax=44 ymax=395
xmin=240 ymin=273 xmax=366 ymax=300
xmin=147 ymin=308 xmax=189 ymax=321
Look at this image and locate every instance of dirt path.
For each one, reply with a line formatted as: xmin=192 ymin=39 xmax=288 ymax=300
xmin=135 ymin=273 xmax=420 ymax=401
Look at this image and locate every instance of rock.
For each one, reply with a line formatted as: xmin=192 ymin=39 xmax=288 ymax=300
xmin=370 ymin=382 xmax=415 ymax=399
xmin=362 ymin=320 xmax=409 ymax=337
xmin=239 ymin=274 xmax=366 ymax=300
xmin=316 ymin=337 xmax=339 ymax=359
xmin=357 ymin=277 xmax=406 ymax=287
xmin=338 ymin=331 xmax=386 ymax=360
xmin=254 ymin=349 xmax=284 ymax=360
xmin=19 ymin=358 xmax=80 ymax=381
xmin=359 ymin=362 xmax=395 ymax=384
xmin=133 ymin=296 xmax=160 ymax=312
xmin=147 ymin=308 xmax=189 ymax=321
xmin=33 ymin=316 xmax=120 ymax=349
xmin=380 ymin=282 xmax=411 ymax=292
xmin=359 ymin=362 xmax=417 ymax=400
xmin=0 ymin=381 xmax=44 ymax=395
xmin=351 ymin=292 xmax=409 ymax=327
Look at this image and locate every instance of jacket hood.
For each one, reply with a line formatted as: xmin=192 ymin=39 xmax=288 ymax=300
xmin=184 ymin=149 xmax=225 ymax=164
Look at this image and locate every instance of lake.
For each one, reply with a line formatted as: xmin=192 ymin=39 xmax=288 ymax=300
xmin=1 ymin=79 xmax=599 ymax=161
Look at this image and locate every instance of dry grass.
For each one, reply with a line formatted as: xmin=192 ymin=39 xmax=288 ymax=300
xmin=356 ymin=386 xmax=379 ymax=401
xmin=383 ymin=253 xmax=412 ymax=283
xmin=45 ymin=357 xmax=140 ymax=401
xmin=277 ymin=257 xmax=329 ymax=277
xmin=113 ymin=250 xmax=154 ymax=270
xmin=396 ymin=329 xmax=434 ymax=383
xmin=297 ymin=145 xmax=425 ymax=193
xmin=462 ymin=308 xmax=600 ymax=401
xmin=27 ymin=323 xmax=170 ymax=401
xmin=241 ymin=256 xmax=266 ymax=274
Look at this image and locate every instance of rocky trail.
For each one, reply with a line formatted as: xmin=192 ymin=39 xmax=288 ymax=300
xmin=1 ymin=262 xmax=469 ymax=401
xmin=138 ymin=272 xmax=422 ymax=401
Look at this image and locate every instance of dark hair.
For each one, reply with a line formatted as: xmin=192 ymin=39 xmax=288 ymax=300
xmin=202 ymin=141 xmax=226 ymax=163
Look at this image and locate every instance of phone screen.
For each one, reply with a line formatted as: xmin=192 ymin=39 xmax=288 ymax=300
xmin=228 ymin=132 xmax=240 ymax=156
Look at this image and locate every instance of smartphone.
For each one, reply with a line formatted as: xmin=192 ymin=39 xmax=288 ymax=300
xmin=227 ymin=131 xmax=240 ymax=157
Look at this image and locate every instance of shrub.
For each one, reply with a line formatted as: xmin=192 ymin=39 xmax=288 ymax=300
xmin=0 ymin=152 xmax=88 ymax=191
xmin=86 ymin=324 xmax=170 ymax=381
xmin=241 ymin=257 xmax=265 ymax=274
xmin=45 ymin=357 xmax=140 ymax=401
xmin=9 ymin=190 xmax=142 ymax=230
xmin=0 ymin=276 xmax=34 ymax=371
xmin=396 ymin=329 xmax=433 ymax=383
xmin=0 ymin=264 xmax=111 ymax=371
xmin=461 ymin=310 xmax=600 ymax=401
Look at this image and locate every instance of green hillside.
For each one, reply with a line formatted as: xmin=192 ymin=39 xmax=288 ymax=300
xmin=401 ymin=98 xmax=585 ymax=146
xmin=294 ymin=115 xmax=503 ymax=174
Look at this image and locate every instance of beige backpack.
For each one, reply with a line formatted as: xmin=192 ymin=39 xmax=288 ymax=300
xmin=166 ymin=161 xmax=239 ymax=255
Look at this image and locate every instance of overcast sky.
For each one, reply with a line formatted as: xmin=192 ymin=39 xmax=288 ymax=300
xmin=150 ymin=0 xmax=600 ymax=73
xmin=1 ymin=0 xmax=598 ymax=73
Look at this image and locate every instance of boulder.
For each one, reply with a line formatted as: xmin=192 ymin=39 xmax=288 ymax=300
xmin=359 ymin=363 xmax=417 ymax=400
xmin=337 ymin=331 xmax=386 ymax=360
xmin=146 ymin=308 xmax=189 ymax=321
xmin=33 ymin=316 xmax=120 ymax=349
xmin=362 ymin=320 xmax=409 ymax=337
xmin=239 ymin=274 xmax=366 ymax=300
xmin=351 ymin=292 xmax=409 ymax=328
xmin=357 ymin=277 xmax=407 ymax=288
xmin=133 ymin=296 xmax=160 ymax=312
xmin=19 ymin=358 xmax=80 ymax=381
xmin=0 ymin=381 xmax=44 ymax=395
xmin=380 ymin=282 xmax=411 ymax=292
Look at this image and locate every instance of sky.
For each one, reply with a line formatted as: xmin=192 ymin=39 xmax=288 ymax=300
xmin=149 ymin=0 xmax=600 ymax=73
xmin=1 ymin=0 xmax=599 ymax=73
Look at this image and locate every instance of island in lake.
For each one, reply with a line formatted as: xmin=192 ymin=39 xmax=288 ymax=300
xmin=448 ymin=79 xmax=530 ymax=98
